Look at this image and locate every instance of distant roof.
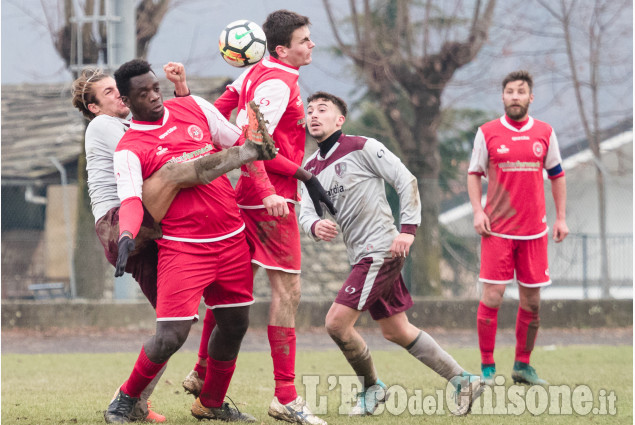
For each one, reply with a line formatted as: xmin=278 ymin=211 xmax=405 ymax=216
xmin=1 ymin=76 xmax=230 ymax=187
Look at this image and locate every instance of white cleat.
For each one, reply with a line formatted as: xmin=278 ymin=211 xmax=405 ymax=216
xmin=268 ymin=396 xmax=327 ymax=425
xmin=349 ymin=379 xmax=388 ymax=416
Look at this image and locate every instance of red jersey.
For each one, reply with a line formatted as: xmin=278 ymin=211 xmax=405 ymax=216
xmin=216 ymin=57 xmax=306 ymax=207
xmin=468 ymin=115 xmax=564 ymax=239
xmin=114 ymin=96 xmax=244 ymax=245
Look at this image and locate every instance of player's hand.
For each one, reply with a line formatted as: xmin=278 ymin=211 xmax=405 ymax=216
xmin=473 ymin=210 xmax=491 ymax=236
xmin=164 ymin=62 xmax=190 ymax=97
xmin=304 ymin=175 xmax=337 ymax=217
xmin=163 ymin=62 xmax=186 ymax=83
xmin=115 ymin=235 xmax=135 ymax=277
xmin=552 ymin=218 xmax=569 ymax=243
xmin=263 ymin=194 xmax=289 ymax=218
xmin=314 ymin=219 xmax=338 ymax=241
xmin=390 ymin=233 xmax=415 ymax=258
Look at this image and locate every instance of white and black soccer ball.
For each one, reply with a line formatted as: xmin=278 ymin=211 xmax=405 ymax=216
xmin=218 ymin=20 xmax=267 ymax=67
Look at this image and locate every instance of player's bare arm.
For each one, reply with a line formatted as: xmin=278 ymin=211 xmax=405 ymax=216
xmin=467 ymin=173 xmax=491 ymax=236
xmin=163 ymin=62 xmax=190 ymax=96
xmin=551 ymin=175 xmax=568 ymax=243
xmin=390 ymin=233 xmax=415 ymax=258
xmin=314 ymin=219 xmax=338 ymax=241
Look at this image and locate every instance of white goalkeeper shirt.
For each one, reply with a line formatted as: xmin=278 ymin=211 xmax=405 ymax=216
xmin=299 ymin=133 xmax=421 ymax=265
xmin=84 ymin=114 xmax=129 ymax=222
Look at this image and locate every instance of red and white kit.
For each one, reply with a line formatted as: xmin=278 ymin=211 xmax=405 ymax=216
xmin=468 ymin=115 xmax=565 ymax=286
xmin=215 ymin=56 xmax=307 ymax=273
xmin=114 ymin=95 xmax=254 ymax=319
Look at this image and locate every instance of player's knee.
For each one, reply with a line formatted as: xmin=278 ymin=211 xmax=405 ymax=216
xmin=325 ymin=315 xmax=346 ymax=340
xmin=153 ymin=329 xmax=188 ymax=359
xmin=380 ymin=327 xmax=402 ymax=344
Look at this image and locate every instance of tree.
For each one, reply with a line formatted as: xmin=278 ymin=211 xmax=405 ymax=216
xmin=323 ymin=0 xmax=497 ymax=294
xmin=536 ymin=0 xmax=632 ymax=297
xmin=50 ymin=0 xmax=172 ymax=67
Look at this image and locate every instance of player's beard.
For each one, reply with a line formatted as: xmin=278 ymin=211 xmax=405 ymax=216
xmin=505 ymin=101 xmax=529 ymax=121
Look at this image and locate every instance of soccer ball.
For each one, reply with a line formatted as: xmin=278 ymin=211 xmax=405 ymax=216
xmin=218 ymin=20 xmax=267 ymax=67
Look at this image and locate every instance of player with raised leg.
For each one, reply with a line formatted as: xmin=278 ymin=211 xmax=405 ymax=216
xmin=468 ymin=70 xmax=568 ymax=386
xmin=212 ymin=10 xmax=334 ymax=425
xmin=299 ymin=92 xmax=483 ymax=417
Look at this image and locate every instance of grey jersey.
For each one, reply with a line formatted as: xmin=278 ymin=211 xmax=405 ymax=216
xmin=299 ymin=134 xmax=421 ymax=265
xmin=85 ymin=114 xmax=129 ymax=222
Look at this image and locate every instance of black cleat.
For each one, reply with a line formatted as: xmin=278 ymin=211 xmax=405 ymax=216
xmin=104 ymin=388 xmax=139 ymax=423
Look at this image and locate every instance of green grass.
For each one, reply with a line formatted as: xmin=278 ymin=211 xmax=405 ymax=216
xmin=2 ymin=346 xmax=632 ymax=424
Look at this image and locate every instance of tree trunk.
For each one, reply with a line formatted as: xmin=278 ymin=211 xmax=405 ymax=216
xmin=596 ymin=166 xmax=610 ymax=297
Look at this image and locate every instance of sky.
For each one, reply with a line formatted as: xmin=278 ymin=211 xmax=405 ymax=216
xmin=2 ymin=0 xmax=633 ymax=149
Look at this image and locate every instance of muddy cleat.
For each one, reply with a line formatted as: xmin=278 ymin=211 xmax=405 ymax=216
xmin=512 ymin=361 xmax=549 ymax=385
xmin=268 ymin=396 xmax=327 ymax=425
xmin=243 ymin=100 xmax=277 ymax=161
xmin=104 ymin=388 xmax=139 ymax=423
xmin=191 ymin=398 xmax=256 ymax=422
xmin=449 ymin=372 xmax=484 ymax=416
xmin=183 ymin=370 xmax=205 ymax=398
xmin=481 ymin=363 xmax=496 ymax=386
xmin=349 ymin=379 xmax=388 ymax=416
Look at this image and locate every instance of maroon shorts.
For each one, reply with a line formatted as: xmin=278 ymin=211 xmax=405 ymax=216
xmin=155 ymin=232 xmax=254 ymax=320
xmin=95 ymin=206 xmax=162 ymax=308
xmin=334 ymin=256 xmax=414 ymax=320
xmin=240 ymin=205 xmax=301 ymax=273
xmin=479 ymin=234 xmax=551 ymax=287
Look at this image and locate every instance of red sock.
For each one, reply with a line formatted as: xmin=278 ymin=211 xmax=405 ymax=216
xmin=195 ymin=310 xmax=216 ymax=377
xmin=515 ymin=306 xmax=540 ymax=364
xmin=268 ymin=325 xmax=297 ymax=404
xmin=477 ymin=302 xmax=499 ymax=365
xmin=121 ymin=346 xmax=166 ymax=398
xmin=199 ymin=357 xmax=237 ymax=408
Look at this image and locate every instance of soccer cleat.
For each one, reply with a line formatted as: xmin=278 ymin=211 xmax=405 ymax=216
xmin=268 ymin=395 xmax=327 ymax=425
xmin=104 ymin=388 xmax=139 ymax=423
xmin=191 ymin=398 xmax=256 ymax=422
xmin=243 ymin=100 xmax=277 ymax=160
xmin=449 ymin=372 xmax=484 ymax=416
xmin=183 ymin=370 xmax=205 ymax=398
xmin=481 ymin=363 xmax=496 ymax=386
xmin=144 ymin=400 xmax=166 ymax=423
xmin=349 ymin=379 xmax=388 ymax=416
xmin=512 ymin=361 xmax=549 ymax=385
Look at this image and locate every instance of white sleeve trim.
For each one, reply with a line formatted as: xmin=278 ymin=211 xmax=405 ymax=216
xmin=114 ymin=150 xmax=143 ymax=202
xmin=468 ymin=128 xmax=488 ymax=176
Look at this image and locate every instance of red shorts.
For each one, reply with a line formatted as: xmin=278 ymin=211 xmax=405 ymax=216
xmin=155 ymin=232 xmax=254 ymax=320
xmin=335 ymin=256 xmax=414 ymax=320
xmin=479 ymin=234 xmax=551 ymax=287
xmin=95 ymin=206 xmax=162 ymax=308
xmin=240 ymin=205 xmax=301 ymax=273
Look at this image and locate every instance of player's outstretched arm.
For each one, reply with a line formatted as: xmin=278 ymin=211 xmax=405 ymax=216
xmin=163 ymin=62 xmax=190 ymax=97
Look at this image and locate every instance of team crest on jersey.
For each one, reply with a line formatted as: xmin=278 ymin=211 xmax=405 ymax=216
xmin=335 ymin=162 xmax=347 ymax=177
xmin=188 ymin=125 xmax=204 ymax=141
xmin=533 ymin=142 xmax=544 ymax=157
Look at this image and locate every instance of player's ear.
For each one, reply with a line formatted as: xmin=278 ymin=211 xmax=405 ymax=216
xmin=337 ymin=115 xmax=346 ymax=127
xmin=87 ymin=103 xmax=100 ymax=115
xmin=275 ymin=44 xmax=287 ymax=59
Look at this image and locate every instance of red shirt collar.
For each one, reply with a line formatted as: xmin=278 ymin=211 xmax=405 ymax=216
xmin=504 ymin=114 xmax=529 ymax=130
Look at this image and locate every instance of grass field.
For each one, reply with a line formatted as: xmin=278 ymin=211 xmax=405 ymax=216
xmin=2 ymin=345 xmax=632 ymax=424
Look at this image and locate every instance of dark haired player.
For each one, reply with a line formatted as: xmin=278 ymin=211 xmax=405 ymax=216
xmin=104 ymin=59 xmax=276 ymax=423
xmin=299 ymin=92 xmax=483 ymax=417
xmin=468 ymin=70 xmax=568 ymax=386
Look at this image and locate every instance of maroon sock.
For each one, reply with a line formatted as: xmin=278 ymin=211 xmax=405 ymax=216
xmin=268 ymin=325 xmax=297 ymax=404
xmin=515 ymin=306 xmax=540 ymax=364
xmin=477 ymin=302 xmax=499 ymax=365
xmin=121 ymin=346 xmax=166 ymax=398
xmin=199 ymin=357 xmax=237 ymax=408
xmin=195 ymin=310 xmax=216 ymax=377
